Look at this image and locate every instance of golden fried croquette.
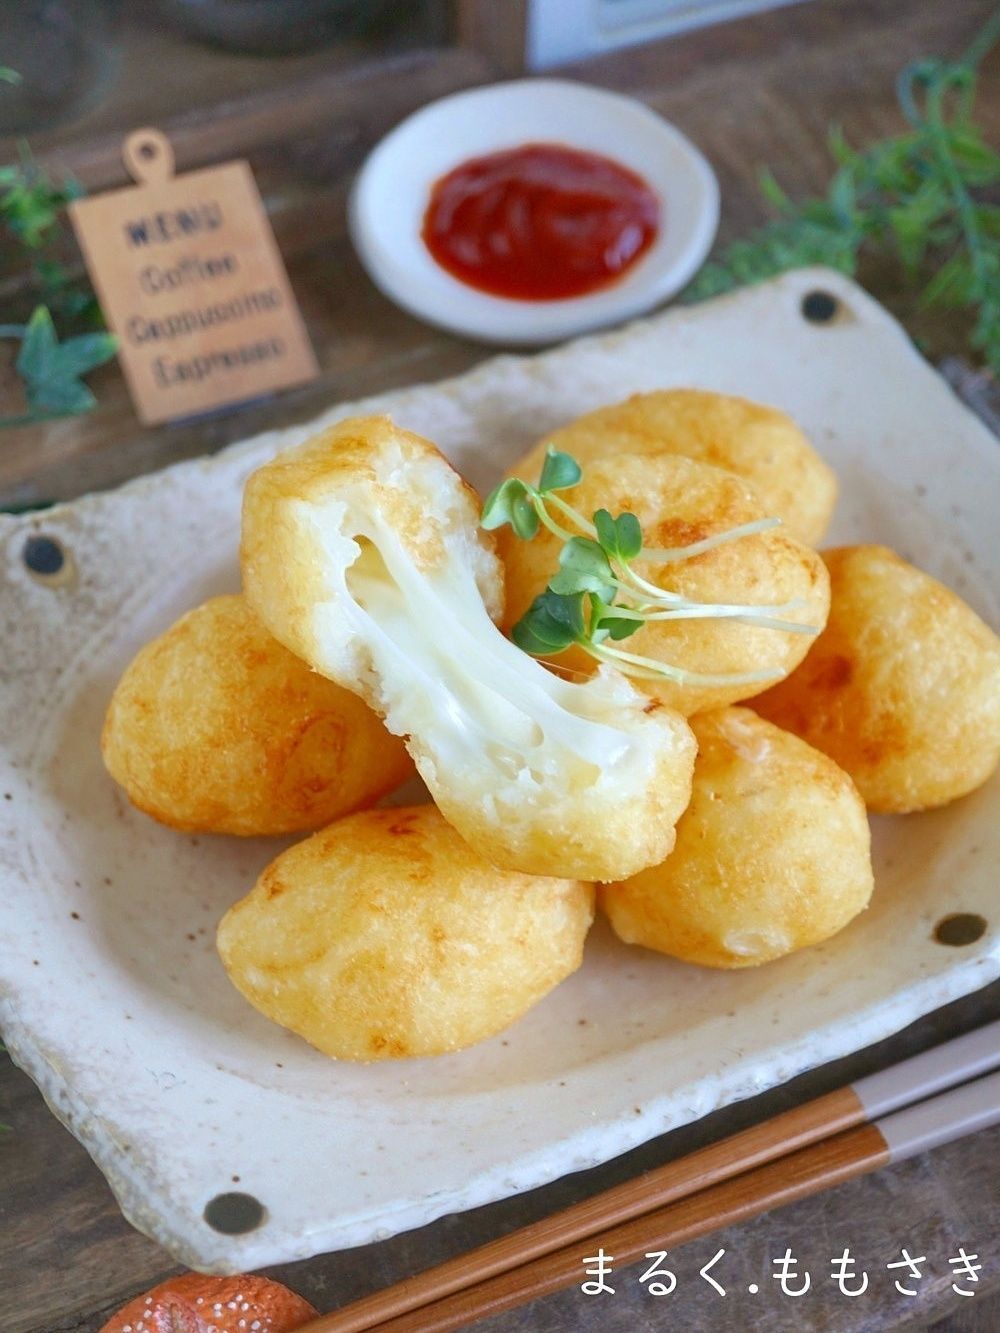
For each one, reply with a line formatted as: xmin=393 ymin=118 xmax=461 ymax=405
xmin=242 ymin=415 xmax=697 ymax=882
xmin=510 ymin=389 xmax=837 ymax=545
xmin=600 ymin=708 xmax=873 ymax=968
xmin=753 ymin=545 xmax=1000 ymax=812
xmin=102 ymin=594 xmax=413 ymax=835
xmin=217 ymin=805 xmax=596 ymax=1060
xmin=499 ymin=452 xmax=830 ymax=716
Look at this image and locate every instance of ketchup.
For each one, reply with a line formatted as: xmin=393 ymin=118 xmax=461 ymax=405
xmin=422 ymin=143 xmax=660 ymax=301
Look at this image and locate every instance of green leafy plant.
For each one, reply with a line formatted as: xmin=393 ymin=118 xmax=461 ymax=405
xmin=483 ymin=447 xmax=818 ymax=686
xmin=0 ymin=139 xmax=112 ymax=428
xmin=683 ymin=13 xmax=1000 ymax=375
xmin=0 ymin=306 xmax=117 ymax=427
xmin=1 ymin=145 xmax=98 ymax=321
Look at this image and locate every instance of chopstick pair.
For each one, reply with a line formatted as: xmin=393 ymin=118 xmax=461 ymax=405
xmin=297 ymin=1020 xmax=1000 ymax=1333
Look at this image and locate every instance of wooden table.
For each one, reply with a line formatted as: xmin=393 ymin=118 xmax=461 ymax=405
xmin=1 ymin=1 xmax=998 ymax=1329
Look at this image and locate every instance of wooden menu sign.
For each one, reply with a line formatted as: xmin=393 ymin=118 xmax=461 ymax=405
xmin=69 ymin=128 xmax=318 ymax=425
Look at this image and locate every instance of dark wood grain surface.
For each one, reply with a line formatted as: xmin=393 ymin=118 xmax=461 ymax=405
xmin=2 ymin=1 xmax=999 ymax=1330
xmin=1 ymin=0 xmax=997 ymax=510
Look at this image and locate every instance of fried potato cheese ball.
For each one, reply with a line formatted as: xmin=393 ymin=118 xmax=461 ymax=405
xmin=218 ymin=805 xmax=596 ymax=1060
xmin=241 ymin=414 xmax=696 ymax=881
xmin=499 ymin=452 xmax=830 ymax=715
xmin=510 ymin=389 xmax=838 ymax=545
xmin=600 ymin=708 xmax=873 ymax=968
xmin=753 ymin=545 xmax=1000 ymax=812
xmin=102 ymin=594 xmax=413 ymax=835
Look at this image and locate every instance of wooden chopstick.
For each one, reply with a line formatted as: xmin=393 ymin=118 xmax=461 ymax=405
xmin=297 ymin=1021 xmax=1000 ymax=1333
xmin=366 ymin=1122 xmax=893 ymax=1332
xmin=368 ymin=1069 xmax=1000 ymax=1332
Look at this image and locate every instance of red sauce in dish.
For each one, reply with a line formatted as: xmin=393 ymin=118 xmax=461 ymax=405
xmin=422 ymin=142 xmax=660 ymax=301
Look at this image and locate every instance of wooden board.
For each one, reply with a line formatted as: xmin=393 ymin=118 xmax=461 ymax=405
xmin=1 ymin=0 xmax=997 ymax=510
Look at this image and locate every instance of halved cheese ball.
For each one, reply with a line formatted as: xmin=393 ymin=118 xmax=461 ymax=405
xmin=600 ymin=708 xmax=873 ymax=968
xmin=499 ymin=452 xmax=830 ymax=716
xmin=510 ymin=389 xmax=837 ymax=545
xmin=217 ymin=805 xmax=596 ymax=1060
xmin=753 ymin=545 xmax=1000 ymax=812
xmin=102 ymin=594 xmax=413 ymax=835
xmin=241 ymin=415 xmax=696 ymax=882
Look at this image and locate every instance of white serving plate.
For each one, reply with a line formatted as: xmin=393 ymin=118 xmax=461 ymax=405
xmin=0 ymin=269 xmax=997 ymax=1273
xmin=349 ymin=78 xmax=719 ymax=345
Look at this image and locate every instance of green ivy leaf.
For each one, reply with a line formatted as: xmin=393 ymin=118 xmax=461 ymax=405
xmin=15 ymin=306 xmax=59 ymax=386
xmin=53 ymin=330 xmax=118 ymax=379
xmin=14 ymin=306 xmax=116 ymax=415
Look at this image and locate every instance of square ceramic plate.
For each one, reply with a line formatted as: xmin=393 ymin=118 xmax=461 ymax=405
xmin=1 ymin=269 xmax=997 ymax=1272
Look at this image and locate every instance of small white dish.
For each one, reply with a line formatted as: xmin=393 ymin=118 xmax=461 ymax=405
xmin=349 ymin=78 xmax=720 ymax=345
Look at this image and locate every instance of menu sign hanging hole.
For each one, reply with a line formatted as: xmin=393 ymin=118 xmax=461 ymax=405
xmin=121 ymin=128 xmax=176 ymax=185
xmin=69 ymin=127 xmax=318 ymax=426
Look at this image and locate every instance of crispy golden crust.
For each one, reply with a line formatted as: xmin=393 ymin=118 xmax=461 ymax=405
xmin=423 ymin=691 xmax=695 ymax=882
xmin=241 ymin=414 xmax=697 ymax=882
xmin=600 ymin=707 xmax=873 ymax=968
xmin=752 ymin=545 xmax=1000 ymax=812
xmin=217 ymin=805 xmax=596 ymax=1060
xmin=498 ymin=452 xmax=830 ymax=716
xmin=101 ymin=595 xmax=413 ymax=835
xmin=241 ymin=413 xmax=503 ymax=676
xmin=511 ymin=389 xmax=837 ymax=545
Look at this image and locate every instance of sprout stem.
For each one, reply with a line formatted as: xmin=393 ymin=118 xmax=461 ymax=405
xmin=497 ymin=448 xmax=820 ymax=689
xmin=588 ymin=639 xmax=785 ymax=687
xmin=545 ymin=491 xmax=598 ymax=538
xmin=639 ymin=604 xmax=817 ymax=633
xmin=641 ymin=517 xmax=783 ymax=563
xmin=530 ymin=494 xmax=578 ymax=543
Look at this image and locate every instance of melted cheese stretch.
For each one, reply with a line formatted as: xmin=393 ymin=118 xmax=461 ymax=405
xmin=337 ymin=510 xmax=637 ymax=785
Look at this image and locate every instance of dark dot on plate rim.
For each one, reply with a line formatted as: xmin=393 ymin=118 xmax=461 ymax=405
xmin=801 ymin=290 xmax=838 ymax=323
xmin=934 ymin=913 xmax=987 ymax=947
xmin=203 ymin=1191 xmax=265 ymax=1234
xmin=22 ymin=534 xmax=65 ymax=576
